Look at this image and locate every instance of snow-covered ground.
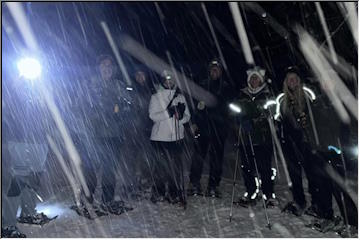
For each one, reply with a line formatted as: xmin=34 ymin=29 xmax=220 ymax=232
xmin=17 ymin=175 xmax=343 ymax=238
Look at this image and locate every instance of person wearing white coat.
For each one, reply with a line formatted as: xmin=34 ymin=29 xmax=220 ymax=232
xmin=148 ymin=70 xmax=190 ymax=205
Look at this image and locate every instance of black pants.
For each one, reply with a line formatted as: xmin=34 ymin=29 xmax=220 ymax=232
xmin=240 ymin=142 xmax=274 ymax=197
xmin=283 ymin=137 xmax=328 ymax=215
xmin=75 ymin=135 xmax=123 ymax=204
xmin=318 ymin=150 xmax=358 ymax=225
xmin=189 ymin=125 xmax=226 ymax=188
xmin=151 ymin=141 xmax=184 ymax=198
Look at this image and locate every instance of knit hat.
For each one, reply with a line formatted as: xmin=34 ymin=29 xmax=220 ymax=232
xmin=246 ymin=66 xmax=266 ymax=93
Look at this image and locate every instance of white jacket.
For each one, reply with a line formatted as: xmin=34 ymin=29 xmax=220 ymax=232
xmin=149 ymin=87 xmax=190 ymax=142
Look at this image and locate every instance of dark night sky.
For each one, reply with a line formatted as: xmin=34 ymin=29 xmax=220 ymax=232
xmin=2 ymin=2 xmax=357 ymax=91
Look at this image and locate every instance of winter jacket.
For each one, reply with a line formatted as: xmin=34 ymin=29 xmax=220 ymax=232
xmin=149 ymin=86 xmax=190 ymax=142
xmin=278 ymin=86 xmax=318 ymax=148
xmin=233 ymin=84 xmax=273 ymax=145
xmin=88 ymin=76 xmax=134 ymax=139
xmin=190 ymin=77 xmax=234 ymax=138
xmin=131 ymin=81 xmax=156 ymax=139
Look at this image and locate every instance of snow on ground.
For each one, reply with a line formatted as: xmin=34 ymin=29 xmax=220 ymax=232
xmin=17 ymin=176 xmax=341 ymax=238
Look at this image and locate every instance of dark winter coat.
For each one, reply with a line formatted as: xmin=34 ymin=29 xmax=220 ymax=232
xmin=279 ymin=86 xmax=318 ymax=149
xmin=132 ymin=81 xmax=156 ymax=138
xmin=233 ymin=85 xmax=273 ymax=146
xmin=191 ymin=77 xmax=233 ymax=138
xmin=88 ymin=76 xmax=134 ymax=139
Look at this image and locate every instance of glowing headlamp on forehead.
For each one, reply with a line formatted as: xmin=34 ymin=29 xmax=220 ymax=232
xmin=165 ymin=75 xmax=172 ymax=80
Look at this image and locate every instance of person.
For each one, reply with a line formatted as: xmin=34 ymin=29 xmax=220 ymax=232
xmin=129 ymin=67 xmax=157 ymax=193
xmin=277 ymin=66 xmax=330 ymax=219
xmin=84 ymin=54 xmax=134 ymax=214
xmin=231 ymin=66 xmax=278 ymax=208
xmin=297 ymin=70 xmax=358 ymax=236
xmin=188 ymin=59 xmax=233 ymax=198
xmin=2 ymin=74 xmax=53 ymax=236
xmin=148 ymin=70 xmax=190 ymax=205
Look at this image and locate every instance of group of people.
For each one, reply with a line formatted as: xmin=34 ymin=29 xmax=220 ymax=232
xmin=2 ymin=53 xmax=357 ymax=237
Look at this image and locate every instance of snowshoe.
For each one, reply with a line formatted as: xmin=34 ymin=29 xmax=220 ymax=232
xmin=307 ymin=216 xmax=342 ymax=233
xmin=70 ymin=205 xmax=92 ymax=219
xmin=101 ymin=200 xmax=133 ymax=215
xmin=234 ymin=195 xmax=257 ymax=208
xmin=1 ymin=226 xmax=26 ymax=238
xmin=92 ymin=203 xmax=109 ymax=217
xmin=281 ymin=201 xmax=305 ymax=216
xmin=336 ymin=224 xmax=358 ymax=238
xmin=265 ymin=197 xmax=280 ymax=208
xmin=304 ymin=205 xmax=321 ymax=218
xmin=150 ymin=187 xmax=166 ymax=204
xmin=150 ymin=193 xmax=165 ymax=204
xmin=17 ymin=212 xmax=58 ymax=226
xmin=187 ymin=183 xmax=203 ymax=196
xmin=205 ymin=186 xmax=222 ymax=198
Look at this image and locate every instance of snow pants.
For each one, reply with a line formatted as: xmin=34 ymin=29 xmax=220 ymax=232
xmin=151 ymin=141 xmax=184 ymax=199
xmin=240 ymin=142 xmax=274 ymax=198
xmin=189 ymin=124 xmax=226 ymax=188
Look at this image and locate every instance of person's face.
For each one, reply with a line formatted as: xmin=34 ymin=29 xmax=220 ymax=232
xmin=209 ymin=65 xmax=222 ymax=80
xmin=135 ymin=71 xmax=146 ymax=86
xmin=286 ymin=73 xmax=300 ymax=91
xmin=249 ymin=74 xmax=262 ymax=89
xmin=163 ymin=76 xmax=175 ymax=89
xmin=99 ymin=59 xmax=114 ymax=81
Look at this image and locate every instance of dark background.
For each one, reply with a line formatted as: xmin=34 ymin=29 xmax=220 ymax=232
xmin=2 ymin=2 xmax=358 ymax=92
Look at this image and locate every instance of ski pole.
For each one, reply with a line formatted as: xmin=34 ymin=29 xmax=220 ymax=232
xmin=337 ymin=138 xmax=350 ymax=237
xmin=248 ymin=133 xmax=271 ymax=229
xmin=229 ymin=123 xmax=242 ymax=222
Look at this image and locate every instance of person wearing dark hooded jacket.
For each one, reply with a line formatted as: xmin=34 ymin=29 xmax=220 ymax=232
xmin=278 ymin=67 xmax=357 ymax=235
xmin=86 ymin=54 xmax=134 ymax=213
xmin=129 ymin=67 xmax=157 ymax=191
xmin=187 ymin=59 xmax=234 ymax=198
xmin=231 ymin=66 xmax=278 ymax=208
xmin=277 ymin=66 xmax=331 ymax=219
xmin=149 ymin=70 xmax=190 ymax=205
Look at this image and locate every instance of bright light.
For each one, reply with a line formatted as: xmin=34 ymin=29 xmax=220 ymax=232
xmin=229 ymin=103 xmax=241 ymax=113
xmin=303 ymin=86 xmax=316 ymax=101
xmin=328 ymin=145 xmax=342 ymax=154
xmin=351 ymin=145 xmax=358 ymax=157
xmin=35 ymin=203 xmax=66 ymax=218
xmin=17 ymin=57 xmax=42 ymax=80
xmin=274 ymin=93 xmax=285 ymax=120
xmin=263 ymin=100 xmax=277 ymax=109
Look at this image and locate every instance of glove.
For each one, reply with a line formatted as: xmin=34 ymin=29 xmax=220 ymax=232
xmin=299 ymin=112 xmax=307 ymax=128
xmin=176 ymin=103 xmax=186 ymax=120
xmin=167 ymin=105 xmax=176 ymax=117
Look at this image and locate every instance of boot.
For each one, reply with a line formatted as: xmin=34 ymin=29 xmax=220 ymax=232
xmin=101 ymin=200 xmax=133 ymax=215
xmin=1 ymin=226 xmax=26 ymax=238
xmin=265 ymin=193 xmax=280 ymax=208
xmin=17 ymin=212 xmax=57 ymax=226
xmin=304 ymin=204 xmax=321 ymax=218
xmin=187 ymin=182 xmax=203 ymax=196
xmin=205 ymin=186 xmax=222 ymax=198
xmin=310 ymin=216 xmax=342 ymax=233
xmin=234 ymin=192 xmax=258 ymax=208
xmin=282 ymin=201 xmax=306 ymax=216
xmin=337 ymin=224 xmax=358 ymax=238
